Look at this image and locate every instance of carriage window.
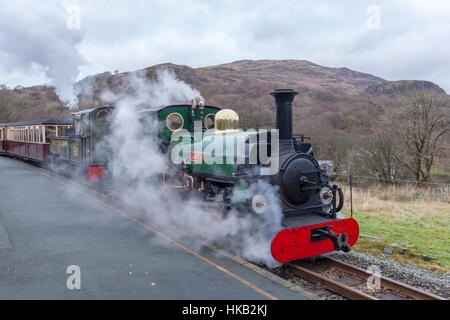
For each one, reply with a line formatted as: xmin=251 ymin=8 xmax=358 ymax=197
xmin=166 ymin=113 xmax=184 ymax=132
xmin=38 ymin=127 xmax=43 ymax=143
xmin=45 ymin=126 xmax=57 ymax=142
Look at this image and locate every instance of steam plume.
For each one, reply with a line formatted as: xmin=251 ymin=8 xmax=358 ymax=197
xmin=100 ymin=68 xmax=282 ymax=267
xmin=0 ymin=1 xmax=84 ymax=109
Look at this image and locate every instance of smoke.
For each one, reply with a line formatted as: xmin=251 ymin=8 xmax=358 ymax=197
xmin=100 ymin=68 xmax=283 ymax=267
xmin=0 ymin=1 xmax=85 ymax=109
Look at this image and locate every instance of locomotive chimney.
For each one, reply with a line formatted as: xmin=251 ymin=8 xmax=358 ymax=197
xmin=271 ymin=89 xmax=298 ymax=141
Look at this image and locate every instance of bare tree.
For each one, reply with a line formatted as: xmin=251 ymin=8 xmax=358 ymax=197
xmin=0 ymin=95 xmax=12 ymax=122
xmin=302 ymin=120 xmax=352 ymax=172
xmin=388 ymin=92 xmax=450 ymax=182
xmin=354 ymin=132 xmax=406 ymax=182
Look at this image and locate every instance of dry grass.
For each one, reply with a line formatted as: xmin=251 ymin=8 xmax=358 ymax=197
xmin=340 ymin=183 xmax=450 ymax=272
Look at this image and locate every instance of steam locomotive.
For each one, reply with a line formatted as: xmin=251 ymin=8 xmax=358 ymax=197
xmin=160 ymin=89 xmax=359 ymax=263
xmin=0 ymin=89 xmax=359 ymax=263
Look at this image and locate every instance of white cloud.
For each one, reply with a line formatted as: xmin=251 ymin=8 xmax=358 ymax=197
xmin=0 ymin=0 xmax=449 ymax=92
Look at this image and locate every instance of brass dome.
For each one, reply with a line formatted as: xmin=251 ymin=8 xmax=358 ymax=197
xmin=215 ymin=109 xmax=240 ymax=133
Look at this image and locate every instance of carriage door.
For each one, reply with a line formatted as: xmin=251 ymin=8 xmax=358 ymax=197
xmin=4 ymin=128 xmax=8 ymax=152
xmin=80 ymin=114 xmax=89 ymax=165
xmin=0 ymin=128 xmax=4 ymax=152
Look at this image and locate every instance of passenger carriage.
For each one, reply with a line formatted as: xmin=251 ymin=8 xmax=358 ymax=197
xmin=0 ymin=119 xmax=72 ymax=161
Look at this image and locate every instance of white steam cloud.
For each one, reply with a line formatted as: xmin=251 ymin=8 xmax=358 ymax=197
xmin=0 ymin=1 xmax=84 ymax=109
xmin=100 ymin=68 xmax=283 ymax=267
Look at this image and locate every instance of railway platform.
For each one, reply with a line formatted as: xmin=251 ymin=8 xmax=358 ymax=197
xmin=0 ymin=157 xmax=305 ymax=300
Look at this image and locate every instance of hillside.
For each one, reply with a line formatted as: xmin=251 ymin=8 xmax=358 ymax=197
xmin=0 ymin=85 xmax=68 ymax=123
xmin=75 ymin=59 xmax=387 ymax=108
xmin=1 ymin=59 xmax=448 ymax=176
xmin=2 ymin=59 xmax=447 ymax=136
xmin=200 ymin=60 xmax=386 ymax=94
xmin=73 ymin=60 xmax=392 ymax=132
xmin=365 ymin=80 xmax=447 ymax=96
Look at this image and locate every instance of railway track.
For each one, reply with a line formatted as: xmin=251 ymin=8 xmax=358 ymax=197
xmin=51 ymin=169 xmax=449 ymax=301
xmin=12 ymin=158 xmax=448 ymax=301
xmin=287 ymin=257 xmax=446 ymax=300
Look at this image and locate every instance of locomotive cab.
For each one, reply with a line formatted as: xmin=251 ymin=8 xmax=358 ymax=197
xmin=49 ymin=106 xmax=114 ymax=182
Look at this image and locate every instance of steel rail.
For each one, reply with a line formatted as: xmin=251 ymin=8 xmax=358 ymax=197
xmin=287 ymin=263 xmax=376 ymax=300
xmin=288 ymin=257 xmax=447 ymax=300
xmin=324 ymin=257 xmax=446 ymax=300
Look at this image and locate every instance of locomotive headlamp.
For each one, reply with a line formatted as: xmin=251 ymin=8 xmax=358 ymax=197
xmin=198 ymin=101 xmax=205 ymax=110
xmin=252 ymin=194 xmax=268 ymax=214
xmin=320 ymin=187 xmax=333 ymax=205
xmin=215 ymin=109 xmax=240 ymax=133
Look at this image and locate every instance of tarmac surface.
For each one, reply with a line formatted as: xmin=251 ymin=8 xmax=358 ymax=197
xmin=0 ymin=156 xmax=305 ymax=300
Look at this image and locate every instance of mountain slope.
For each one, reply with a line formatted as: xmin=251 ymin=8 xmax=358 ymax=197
xmin=365 ymin=80 xmax=447 ymax=96
xmin=199 ymin=60 xmax=386 ymax=94
xmin=74 ymin=60 xmax=390 ymax=130
xmin=1 ymin=59 xmax=446 ymax=135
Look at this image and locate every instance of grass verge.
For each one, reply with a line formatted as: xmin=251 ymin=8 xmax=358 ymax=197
xmin=341 ymin=184 xmax=449 ymax=273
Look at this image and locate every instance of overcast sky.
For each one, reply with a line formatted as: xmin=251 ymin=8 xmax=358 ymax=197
xmin=1 ymin=0 xmax=450 ymax=93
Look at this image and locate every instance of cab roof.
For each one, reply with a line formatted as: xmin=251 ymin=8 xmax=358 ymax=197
xmin=139 ymin=104 xmax=221 ymax=113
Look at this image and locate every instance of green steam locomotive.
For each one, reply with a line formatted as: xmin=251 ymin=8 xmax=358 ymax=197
xmin=46 ymin=89 xmax=359 ymax=263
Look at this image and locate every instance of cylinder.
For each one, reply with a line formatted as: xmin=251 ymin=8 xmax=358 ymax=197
xmin=271 ymin=89 xmax=298 ymax=140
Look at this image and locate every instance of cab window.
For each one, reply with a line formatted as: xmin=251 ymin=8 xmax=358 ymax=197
xmin=58 ymin=126 xmax=69 ymax=137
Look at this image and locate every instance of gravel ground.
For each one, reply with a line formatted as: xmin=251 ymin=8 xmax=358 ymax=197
xmin=268 ymin=265 xmax=346 ymax=300
xmin=328 ymin=251 xmax=450 ymax=299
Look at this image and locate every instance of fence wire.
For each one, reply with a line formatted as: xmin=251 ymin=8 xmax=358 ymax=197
xmin=333 ymin=173 xmax=450 ymax=204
